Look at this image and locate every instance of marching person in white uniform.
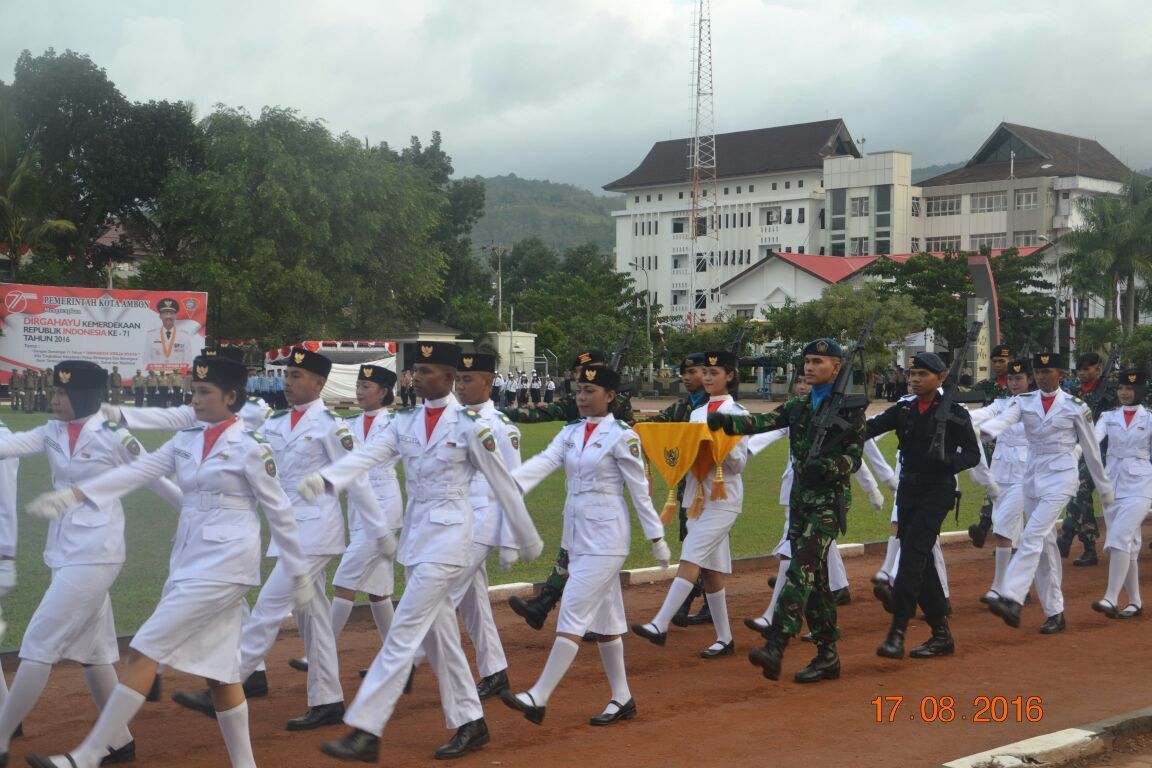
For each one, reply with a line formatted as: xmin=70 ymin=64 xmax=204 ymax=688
xmin=501 ymin=364 xmax=668 ymax=726
xmin=304 ymin=341 xmax=543 ymax=763
xmin=0 ymin=361 xmax=182 ymax=767
xmin=981 ymin=352 xmax=1113 ymax=633
xmin=23 ymin=354 xmax=311 ymax=768
xmin=171 ymin=348 xmax=392 ymax=731
xmin=633 ymin=351 xmax=747 ymax=659
xmin=1090 ymin=368 xmax=1149 ymax=619
xmin=0 ymin=416 xmax=18 ymax=713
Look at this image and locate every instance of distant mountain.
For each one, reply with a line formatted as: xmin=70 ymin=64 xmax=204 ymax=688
xmin=468 ymin=174 xmax=623 ymax=253
xmin=912 ymin=161 xmax=965 ymax=184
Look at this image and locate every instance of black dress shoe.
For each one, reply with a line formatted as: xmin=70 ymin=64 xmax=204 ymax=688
xmin=699 ymin=640 xmax=734 ymax=659
xmin=582 ymin=631 xmax=598 ymax=642
xmin=1073 ymin=548 xmax=1098 ymax=566
xmin=289 ymin=657 xmax=309 ymax=672
xmin=589 ymin=698 xmax=637 ymax=725
xmin=630 ymin=622 xmax=667 ymax=647
xmin=1092 ymin=599 xmax=1119 ymax=618
xmin=145 ymin=673 xmax=162 ymax=702
xmin=101 ymin=740 xmax=136 ymax=765
xmin=685 ymin=605 xmax=713 ymax=625
xmin=321 ymin=728 xmax=379 ymax=763
xmin=243 ymin=670 xmax=269 ymax=698
xmin=742 ymin=616 xmax=769 ymax=633
xmin=286 ymin=702 xmax=346 ymax=731
xmin=435 ymin=718 xmax=490 ymax=760
xmin=476 ymin=670 xmax=509 ymax=700
xmin=1119 ymin=604 xmax=1143 ymax=619
xmin=499 ymin=689 xmax=545 ymax=725
xmin=979 ymin=591 xmax=1000 ymax=605
xmin=25 ymin=754 xmax=76 ymax=768
xmin=832 ymin=587 xmax=851 ymax=606
xmin=1039 ymin=613 xmax=1066 ymax=634
xmin=872 ymin=583 xmax=894 ymax=614
xmin=172 ymin=689 xmax=217 ymax=719
xmin=989 ymin=598 xmax=1022 ymax=628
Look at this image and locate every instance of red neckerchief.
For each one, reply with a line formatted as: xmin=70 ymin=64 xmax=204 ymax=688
xmin=1041 ymin=392 xmax=1057 ymax=414
xmin=1124 ymin=408 xmax=1136 ymax=427
xmin=916 ymin=396 xmax=936 ymax=415
xmin=202 ymin=419 xmax=236 ymax=459
xmin=424 ymin=406 xmax=446 ymax=439
xmin=583 ymin=421 xmax=597 ymax=445
xmin=996 ymin=375 xmax=1007 ymax=387
xmin=707 ymin=400 xmax=723 ymax=415
xmin=290 ymin=406 xmax=307 ymax=429
xmin=66 ymin=421 xmax=85 ymax=455
xmin=363 ymin=413 xmax=376 ymax=438
xmin=1080 ymin=379 xmax=1098 ymax=394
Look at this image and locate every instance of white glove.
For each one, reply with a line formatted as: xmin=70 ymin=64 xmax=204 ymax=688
xmin=652 ymin=539 xmax=671 ymax=568
xmin=885 ymin=476 xmax=899 ymax=493
xmin=1100 ymin=489 xmax=1115 ymax=508
xmin=520 ymin=536 xmax=544 ymax=564
xmin=296 ymin=473 xmax=327 ymax=502
xmin=986 ymin=481 xmax=1002 ymax=501
xmin=868 ymin=487 xmax=885 ymax=512
xmin=376 ymin=531 xmax=398 ymax=558
xmin=0 ymin=560 xmax=15 ymax=598
xmin=27 ymin=488 xmax=78 ymax=520
xmin=100 ymin=403 xmax=122 ymax=423
xmin=499 ymin=546 xmax=519 ymax=572
xmin=292 ymin=575 xmax=315 ymax=611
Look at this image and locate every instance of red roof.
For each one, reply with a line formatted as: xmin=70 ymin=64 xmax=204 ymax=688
xmin=771 ymin=253 xmax=880 ymax=283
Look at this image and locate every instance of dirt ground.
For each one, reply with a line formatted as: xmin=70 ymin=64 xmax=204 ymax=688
xmin=9 ymin=524 xmax=1152 ymax=768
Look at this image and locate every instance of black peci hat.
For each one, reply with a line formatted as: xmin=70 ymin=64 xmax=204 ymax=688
xmin=192 ymin=355 xmax=248 ymax=391
xmin=287 ymin=348 xmax=333 ymax=378
xmin=702 ymin=350 xmax=738 ymax=369
xmin=1033 ymin=352 xmax=1067 ymax=370
xmin=201 ymin=346 xmax=244 ymax=362
xmin=155 ymin=297 xmax=179 ymax=314
xmin=458 ymin=352 xmax=497 ymax=374
xmin=1118 ymin=368 xmax=1146 ymax=389
xmin=408 ymin=341 xmax=461 ymax=368
xmin=1076 ymin=352 xmax=1102 ymax=369
xmin=358 ymin=364 xmax=397 ymax=389
xmin=577 ymin=364 xmax=620 ymax=391
xmin=53 ymin=361 xmax=107 ymax=390
xmin=1006 ymin=358 xmax=1032 ymax=376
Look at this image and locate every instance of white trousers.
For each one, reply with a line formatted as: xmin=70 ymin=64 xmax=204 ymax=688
xmin=239 ymin=554 xmax=341 ymax=706
xmin=346 ymin=562 xmax=483 ymax=736
xmin=1001 ymin=493 xmax=1066 ymax=616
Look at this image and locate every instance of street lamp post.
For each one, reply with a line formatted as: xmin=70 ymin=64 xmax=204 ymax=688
xmin=1039 ymin=235 xmax=1061 ymax=352
xmin=629 ymin=261 xmax=654 ymax=384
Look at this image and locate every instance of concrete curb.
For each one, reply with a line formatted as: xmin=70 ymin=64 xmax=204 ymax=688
xmin=937 ymin=706 xmax=1152 ymax=767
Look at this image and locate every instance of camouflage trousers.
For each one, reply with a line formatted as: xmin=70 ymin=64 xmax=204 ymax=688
xmin=772 ymin=505 xmax=840 ymax=645
xmin=1060 ymin=461 xmax=1098 ymax=545
xmin=544 ymin=547 xmax=570 ymax=591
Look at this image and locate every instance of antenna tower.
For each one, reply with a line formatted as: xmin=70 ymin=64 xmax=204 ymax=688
xmin=687 ymin=0 xmax=719 ymax=328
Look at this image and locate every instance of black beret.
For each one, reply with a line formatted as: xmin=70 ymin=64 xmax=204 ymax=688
xmin=910 ymin=352 xmax=947 ymax=374
xmin=991 ymin=345 xmax=1013 ymax=359
xmin=1076 ymin=352 xmax=1102 ymax=369
xmin=53 ymin=360 xmax=107 ymax=390
xmin=702 ymin=350 xmax=738 ymax=368
xmin=571 ymin=350 xmax=606 ymax=369
xmin=680 ymin=352 xmax=707 ymax=374
xmin=191 ymin=355 xmax=247 ymax=390
xmin=410 ymin=341 xmax=461 ymax=368
xmin=1033 ymin=352 xmax=1067 ymax=370
xmin=458 ymin=352 xmax=497 ymax=374
xmin=576 ymin=364 xmax=620 ymax=391
xmin=802 ymin=338 xmax=842 ymax=358
xmin=1007 ymin=358 xmax=1032 ymax=376
xmin=358 ymin=364 xmax=397 ymax=389
xmin=287 ymin=348 xmax=333 ymax=377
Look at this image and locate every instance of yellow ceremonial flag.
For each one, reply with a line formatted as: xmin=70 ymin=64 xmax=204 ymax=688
xmin=634 ymin=423 xmax=710 ymax=523
xmin=692 ymin=429 xmax=743 ymax=502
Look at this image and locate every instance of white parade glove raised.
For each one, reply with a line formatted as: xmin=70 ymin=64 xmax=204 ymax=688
xmin=296 ymin=473 xmax=327 ymax=502
xmin=520 ymin=535 xmax=544 ymax=564
xmin=652 ymin=539 xmax=671 ymax=568
xmin=292 ymin=575 xmax=315 ymax=611
xmin=868 ymin=487 xmax=885 ymax=511
xmin=499 ymin=546 xmax=520 ymax=572
xmin=986 ymin=481 xmax=1002 ymax=501
xmin=0 ymin=560 xmax=15 ymax=598
xmin=1100 ymin=488 xmax=1115 ymax=508
xmin=376 ymin=531 xmax=398 ymax=558
xmin=27 ymin=488 xmax=78 ymax=520
xmin=100 ymin=403 xmax=122 ymax=423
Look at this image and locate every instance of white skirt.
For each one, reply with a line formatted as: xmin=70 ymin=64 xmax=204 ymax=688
xmin=1104 ymin=495 xmax=1150 ymax=554
xmin=556 ymin=554 xmax=627 ymax=636
xmin=20 ymin=563 xmax=122 ymax=666
xmin=130 ymin=578 xmax=251 ymax=683
xmin=991 ymin=482 xmax=1026 ymax=546
xmin=680 ymin=507 xmax=738 ymax=573
xmin=333 ymin=534 xmax=396 ymax=596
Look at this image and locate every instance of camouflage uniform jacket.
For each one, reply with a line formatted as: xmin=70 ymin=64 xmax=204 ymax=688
xmin=1063 ymin=379 xmax=1118 ymax=418
xmin=724 ymin=394 xmax=865 ymax=510
xmin=639 ymin=391 xmax=708 ymax=424
xmin=972 ymin=377 xmax=1012 ymax=406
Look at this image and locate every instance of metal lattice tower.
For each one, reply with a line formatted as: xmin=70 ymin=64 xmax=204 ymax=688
xmin=687 ymin=0 xmax=719 ymax=327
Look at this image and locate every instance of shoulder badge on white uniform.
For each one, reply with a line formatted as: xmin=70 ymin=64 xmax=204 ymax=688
xmin=269 ymin=410 xmax=289 ymax=419
xmin=323 ymin=410 xmax=338 ymax=420
xmin=478 ymin=426 xmax=497 ymax=452
xmin=625 ymin=435 xmax=641 ymax=458
xmin=463 ymin=408 xmax=482 ymax=422
xmin=261 ymin=447 xmax=277 ymax=477
xmin=121 ymin=433 xmax=142 ymax=456
xmin=246 ymin=430 xmax=269 ymax=445
xmin=103 ymin=420 xmax=124 ymax=431
xmin=337 ymin=426 xmax=354 ymax=451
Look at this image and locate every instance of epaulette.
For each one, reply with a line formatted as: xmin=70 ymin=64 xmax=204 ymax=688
xmin=1018 ymin=391 xmax=1037 ymax=397
xmin=566 ymin=419 xmax=582 ymax=426
xmin=396 ymin=406 xmax=417 ymax=414
xmin=246 ymin=430 xmax=269 ymax=444
xmin=180 ymin=425 xmax=206 ymax=432
xmin=614 ymin=419 xmax=629 ymax=429
xmin=898 ymin=394 xmax=917 ymax=403
xmin=323 ymin=410 xmax=338 ymax=420
xmin=102 ymin=420 xmax=124 ymax=431
xmin=1072 ymin=396 xmax=1084 ymax=405
xmin=498 ymin=413 xmax=513 ymax=425
xmin=463 ymin=408 xmax=482 ymax=421
xmin=247 ymin=397 xmax=262 ymax=405
xmin=268 ymin=410 xmax=289 ymax=419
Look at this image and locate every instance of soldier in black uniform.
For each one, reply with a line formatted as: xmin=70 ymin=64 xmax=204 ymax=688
xmin=967 ymin=344 xmax=1014 ymax=547
xmin=866 ymin=352 xmax=982 ymax=660
xmin=1057 ymin=352 xmax=1116 ymax=565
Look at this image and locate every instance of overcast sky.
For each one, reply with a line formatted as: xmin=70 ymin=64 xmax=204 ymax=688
xmin=4 ymin=0 xmax=1150 ymax=193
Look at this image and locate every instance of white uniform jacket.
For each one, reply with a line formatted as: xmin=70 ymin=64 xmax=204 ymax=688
xmin=968 ymin=398 xmax=1030 ymax=486
xmin=514 ymin=413 xmax=664 ymax=557
xmin=981 ymin=389 xmax=1111 ymax=499
xmin=345 ymin=409 xmax=404 ymax=534
xmin=0 ymin=421 xmax=18 ymax=558
xmin=683 ymin=396 xmax=749 ymax=514
xmin=0 ymin=416 xmax=181 ymax=568
xmin=468 ymin=401 xmax=522 ymax=549
xmin=1095 ymin=406 xmax=1152 ymax=500
xmin=262 ymin=399 xmax=388 ymax=557
xmin=118 ymin=399 xmax=271 ymax=433
xmin=79 ymin=421 xmax=308 ymax=585
xmin=320 ymin=394 xmax=540 ymax=568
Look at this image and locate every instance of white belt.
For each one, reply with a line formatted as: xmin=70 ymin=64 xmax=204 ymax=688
xmin=185 ymin=492 xmax=251 ymax=510
xmin=566 ymin=480 xmax=621 ymax=495
xmin=1030 ymin=443 xmax=1076 ymax=456
xmin=411 ymin=484 xmax=467 ymax=501
xmin=1108 ymin=452 xmax=1150 ymax=461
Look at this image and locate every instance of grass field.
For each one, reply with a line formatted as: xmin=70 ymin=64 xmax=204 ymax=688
xmin=0 ymin=410 xmax=990 ymax=649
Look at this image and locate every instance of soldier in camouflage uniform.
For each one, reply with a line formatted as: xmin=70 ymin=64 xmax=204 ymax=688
xmin=966 ymin=344 xmax=1015 ymax=548
xmin=9 ymin=369 xmax=21 ymax=411
xmin=1058 ymin=352 xmax=1118 ymax=566
xmin=710 ymin=338 xmax=865 ymax=683
xmin=505 ymin=350 xmax=636 ymax=631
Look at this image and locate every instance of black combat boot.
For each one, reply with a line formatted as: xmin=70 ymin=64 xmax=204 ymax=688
xmin=793 ymin=643 xmax=840 ymax=683
xmin=671 ymin=584 xmax=703 ymax=627
xmin=508 ymin=584 xmax=563 ymax=631
xmin=747 ymin=629 xmax=789 ymax=680
xmin=968 ymin=500 xmax=993 ymax=548
xmin=1056 ymin=530 xmax=1075 ymax=559
xmin=876 ymin=617 xmax=907 ymax=659
xmin=909 ymin=616 xmax=954 ymax=658
xmin=1073 ymin=542 xmax=1098 ymax=567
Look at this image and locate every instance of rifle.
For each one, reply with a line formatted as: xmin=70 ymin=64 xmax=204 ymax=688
xmin=729 ymin=323 xmax=748 ymax=357
xmin=806 ymin=308 xmax=881 ymax=534
xmin=1087 ymin=336 xmax=1126 ymax=419
xmin=609 ymin=327 xmax=636 ymax=371
xmin=930 ymin=319 xmax=984 ymax=464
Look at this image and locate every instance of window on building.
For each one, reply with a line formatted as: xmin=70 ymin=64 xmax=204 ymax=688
xmin=798 ymin=207 xmax=806 ymax=224
xmin=831 ymin=242 xmax=846 ymax=257
xmin=736 ymin=186 xmax=742 ymax=194
xmin=785 ymin=181 xmax=791 ymax=189
xmin=735 ymin=308 xmax=753 ymax=319
xmin=925 ymin=235 xmax=962 ymax=251
xmin=702 ymin=189 xmax=708 ymax=197
xmin=925 ymin=195 xmax=962 ymax=217
xmin=819 ymin=246 xmax=826 ymax=255
xmin=798 ymin=179 xmax=804 ymax=188
xmin=875 ymin=239 xmax=890 ymax=255
xmin=766 ymin=207 xmax=780 ymax=225
xmin=695 ymin=291 xmax=706 ymax=310
xmin=646 ymin=194 xmax=651 ymax=202
xmin=911 ymin=196 xmax=921 ymax=217
xmin=850 ymin=197 xmax=870 ymax=217
xmin=785 ymin=247 xmax=792 ymax=253
xmin=654 ymin=221 xmax=659 ymax=235
xmin=633 ymin=222 xmax=637 ymax=236
xmin=970 ymin=233 xmax=1008 ymax=249
xmin=1015 ymin=188 xmax=1038 ymax=210
xmin=723 ymin=251 xmax=729 ymax=266
xmin=634 ymin=196 xmax=639 ymax=203
xmin=678 ymin=191 xmax=684 ymax=199
xmin=831 ymin=190 xmax=846 ymax=230
xmin=657 ymin=193 xmax=663 ymax=201
xmin=696 ymin=256 xmax=707 ymax=272
xmin=798 ymin=246 xmax=805 ymax=254
xmin=772 ymin=182 xmax=778 ymax=190
xmin=1013 ymin=231 xmax=1039 ymax=247
xmin=911 ymin=237 xmax=920 ymax=252
xmin=749 ymin=185 xmax=755 ymax=192
xmin=672 ymin=293 xmax=681 ymax=306
xmin=850 ymin=237 xmax=869 ymax=256
xmin=696 ymin=217 xmax=707 ymax=236
xmin=875 ymin=185 xmax=892 ymax=213
xmin=654 ymin=256 xmax=658 ymax=269
xmin=785 ymin=209 xmax=793 ymax=224
xmin=724 ymin=187 xmax=729 ymax=195
xmin=1061 ymin=191 xmax=1070 ymax=199
xmin=970 ymin=191 xmax=1008 ymax=213
xmin=819 ymin=208 xmax=826 ymax=229
xmin=672 ymin=220 xmax=685 ymax=233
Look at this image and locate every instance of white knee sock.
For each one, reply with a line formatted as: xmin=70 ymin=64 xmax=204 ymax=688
xmin=827 ymin=544 xmax=849 ymax=592
xmin=762 ymin=558 xmax=790 ymax=622
xmin=596 ymin=638 xmax=631 ymax=711
xmin=1104 ymin=548 xmax=1131 ymax=606
xmin=0 ymin=660 xmax=51 ymax=751
xmin=992 ymin=547 xmax=1012 ymax=595
xmin=330 ymin=597 xmax=354 ymax=638
xmin=526 ymin=637 xmax=579 ymax=707
xmin=83 ymin=665 xmax=133 ymax=749
xmin=0 ymin=658 xmax=8 ymax=715
xmin=881 ymin=536 xmax=899 ymax=578
xmin=1125 ymin=554 xmax=1142 ymax=607
xmin=72 ymin=685 xmax=145 ymax=766
xmin=651 ymin=578 xmax=695 ymax=631
xmin=216 ymin=700 xmax=257 ymax=768
xmin=370 ymin=600 xmax=394 ymax=644
xmin=705 ymin=589 xmax=732 ymax=644
xmin=932 ymin=539 xmax=950 ymax=598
